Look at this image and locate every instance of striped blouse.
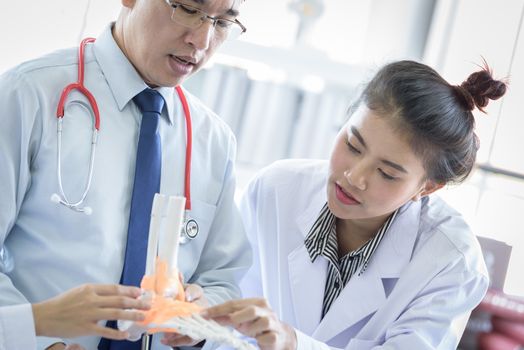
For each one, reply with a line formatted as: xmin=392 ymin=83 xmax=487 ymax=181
xmin=304 ymin=203 xmax=398 ymax=317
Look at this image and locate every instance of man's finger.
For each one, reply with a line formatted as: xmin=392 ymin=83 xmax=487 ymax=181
xmin=93 ymin=325 xmax=130 ymax=340
xmin=93 ymin=284 xmax=143 ymax=298
xmin=64 ymin=344 xmax=86 ymax=350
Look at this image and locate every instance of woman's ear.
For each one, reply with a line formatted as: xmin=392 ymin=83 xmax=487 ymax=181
xmin=411 ymin=180 xmax=444 ymax=201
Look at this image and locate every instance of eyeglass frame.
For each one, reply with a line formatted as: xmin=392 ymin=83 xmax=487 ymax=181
xmin=163 ymin=0 xmax=247 ymax=38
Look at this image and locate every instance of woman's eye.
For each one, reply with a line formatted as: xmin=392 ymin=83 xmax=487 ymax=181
xmin=379 ymin=169 xmax=396 ymax=181
xmin=345 ymin=140 xmax=361 ymax=154
xmin=178 ymin=4 xmax=198 ymax=14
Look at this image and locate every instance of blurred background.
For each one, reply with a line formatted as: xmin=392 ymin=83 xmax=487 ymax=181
xmin=1 ymin=1 xmax=523 ymax=347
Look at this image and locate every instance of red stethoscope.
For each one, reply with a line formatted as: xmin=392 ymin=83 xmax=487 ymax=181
xmin=51 ymin=37 xmax=199 ymax=242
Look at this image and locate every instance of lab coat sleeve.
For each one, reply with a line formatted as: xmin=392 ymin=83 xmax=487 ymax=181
xmin=0 ymin=303 xmax=37 ymax=350
xmin=188 ymin=133 xmax=252 ymax=306
xmin=238 ymin=173 xmax=264 ymax=298
xmin=0 ymin=70 xmax=65 ymax=349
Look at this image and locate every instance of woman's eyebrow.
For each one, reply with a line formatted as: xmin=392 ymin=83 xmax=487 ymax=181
xmin=380 ymin=159 xmax=408 ymax=173
xmin=350 ymin=126 xmax=367 ymax=148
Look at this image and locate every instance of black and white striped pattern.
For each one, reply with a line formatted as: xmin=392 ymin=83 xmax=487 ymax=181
xmin=304 ymin=203 xmax=398 ymax=317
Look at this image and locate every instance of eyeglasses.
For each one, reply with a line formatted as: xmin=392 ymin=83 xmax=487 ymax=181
xmin=164 ymin=0 xmax=247 ymax=40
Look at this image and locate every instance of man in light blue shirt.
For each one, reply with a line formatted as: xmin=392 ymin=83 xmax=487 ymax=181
xmin=0 ymin=0 xmax=251 ymax=349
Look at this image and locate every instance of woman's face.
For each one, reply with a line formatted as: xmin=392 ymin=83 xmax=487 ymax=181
xmin=327 ymin=106 xmax=440 ymax=224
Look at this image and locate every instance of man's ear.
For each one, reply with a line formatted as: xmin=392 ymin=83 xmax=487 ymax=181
xmin=122 ymin=0 xmax=135 ymax=8
xmin=411 ymin=180 xmax=444 ymax=201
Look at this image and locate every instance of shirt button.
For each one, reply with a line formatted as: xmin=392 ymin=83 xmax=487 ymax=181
xmin=334 ymin=281 xmax=340 ymax=289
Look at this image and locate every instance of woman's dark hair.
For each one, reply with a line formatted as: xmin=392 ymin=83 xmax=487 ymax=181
xmin=357 ymin=60 xmax=507 ymax=184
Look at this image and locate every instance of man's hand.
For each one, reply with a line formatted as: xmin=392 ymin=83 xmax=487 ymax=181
xmin=46 ymin=343 xmax=86 ymax=350
xmin=33 ymin=284 xmax=151 ymax=340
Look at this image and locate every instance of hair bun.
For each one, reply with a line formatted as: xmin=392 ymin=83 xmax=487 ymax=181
xmin=457 ymin=66 xmax=507 ymax=112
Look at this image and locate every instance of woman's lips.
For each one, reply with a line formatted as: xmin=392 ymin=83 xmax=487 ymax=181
xmin=335 ymin=184 xmax=361 ymax=205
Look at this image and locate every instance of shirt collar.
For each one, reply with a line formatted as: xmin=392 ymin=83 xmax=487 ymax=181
xmin=93 ymin=24 xmax=176 ymax=125
xmin=305 ymin=203 xmax=336 ymax=262
xmin=305 ymin=203 xmax=398 ymax=273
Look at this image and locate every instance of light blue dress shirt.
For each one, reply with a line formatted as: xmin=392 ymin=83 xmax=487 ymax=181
xmin=0 ymin=25 xmax=251 ymax=349
xmin=0 ymin=304 xmax=36 ymax=350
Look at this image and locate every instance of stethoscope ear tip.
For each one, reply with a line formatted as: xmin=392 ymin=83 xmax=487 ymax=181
xmin=50 ymin=193 xmax=92 ymax=215
xmin=50 ymin=193 xmax=61 ymax=204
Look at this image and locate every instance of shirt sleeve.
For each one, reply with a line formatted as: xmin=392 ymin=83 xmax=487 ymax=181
xmin=0 ymin=303 xmax=37 ymax=350
xmin=0 ymin=69 xmax=39 ymax=303
xmin=0 ymin=68 xmax=66 ymax=350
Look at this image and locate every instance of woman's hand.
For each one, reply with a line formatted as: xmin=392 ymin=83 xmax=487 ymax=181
xmin=203 ymin=298 xmax=297 ymax=350
xmin=161 ymin=282 xmax=209 ymax=347
xmin=33 ymin=284 xmax=150 ymax=340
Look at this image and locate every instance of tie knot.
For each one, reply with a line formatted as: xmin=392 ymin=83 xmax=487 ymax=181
xmin=133 ymin=88 xmax=165 ymax=114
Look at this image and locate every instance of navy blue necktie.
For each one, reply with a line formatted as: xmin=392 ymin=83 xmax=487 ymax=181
xmin=98 ymin=88 xmax=164 ymax=350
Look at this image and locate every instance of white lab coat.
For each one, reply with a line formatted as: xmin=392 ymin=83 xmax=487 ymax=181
xmin=239 ymin=159 xmax=489 ymax=350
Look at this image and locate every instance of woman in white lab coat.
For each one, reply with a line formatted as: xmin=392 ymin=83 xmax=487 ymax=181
xmin=204 ymin=60 xmax=507 ymax=349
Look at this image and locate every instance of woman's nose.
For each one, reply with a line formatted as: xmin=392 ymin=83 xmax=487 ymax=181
xmin=343 ymin=167 xmax=367 ymax=191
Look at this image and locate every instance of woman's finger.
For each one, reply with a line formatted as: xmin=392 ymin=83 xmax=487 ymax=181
xmin=184 ymin=283 xmax=203 ymax=303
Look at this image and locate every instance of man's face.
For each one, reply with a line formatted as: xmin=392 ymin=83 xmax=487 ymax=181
xmin=117 ymin=0 xmax=242 ymax=87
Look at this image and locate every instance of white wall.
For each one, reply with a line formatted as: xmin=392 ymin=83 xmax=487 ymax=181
xmin=0 ymin=0 xmax=120 ymax=73
xmin=424 ymin=0 xmax=524 ymax=295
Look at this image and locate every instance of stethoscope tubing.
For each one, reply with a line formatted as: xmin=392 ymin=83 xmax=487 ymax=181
xmin=175 ymin=85 xmax=192 ymax=211
xmin=54 ymin=37 xmax=99 ymax=213
xmin=55 ymin=118 xmax=98 ymax=209
xmin=53 ymin=38 xmax=193 ymax=218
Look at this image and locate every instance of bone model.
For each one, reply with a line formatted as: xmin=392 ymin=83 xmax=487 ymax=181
xmin=118 ymin=194 xmax=257 ymax=350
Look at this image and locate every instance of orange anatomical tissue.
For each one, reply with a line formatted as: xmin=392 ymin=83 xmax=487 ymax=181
xmin=139 ymin=258 xmax=201 ymax=334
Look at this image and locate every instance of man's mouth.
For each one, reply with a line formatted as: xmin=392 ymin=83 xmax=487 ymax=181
xmin=170 ymin=55 xmax=196 ymax=65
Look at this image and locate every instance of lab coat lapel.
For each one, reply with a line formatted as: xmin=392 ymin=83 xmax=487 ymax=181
xmin=312 ymin=200 xmax=422 ymax=343
xmin=312 ymin=254 xmax=386 ymax=342
xmin=287 ymin=193 xmax=327 ymax=335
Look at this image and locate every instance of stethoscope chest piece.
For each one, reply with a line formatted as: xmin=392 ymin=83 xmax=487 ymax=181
xmin=185 ymin=219 xmax=199 ymax=239
xmin=180 ymin=217 xmax=199 ymax=244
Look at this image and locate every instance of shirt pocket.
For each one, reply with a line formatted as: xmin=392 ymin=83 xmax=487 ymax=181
xmin=178 ymin=198 xmax=217 ymax=278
